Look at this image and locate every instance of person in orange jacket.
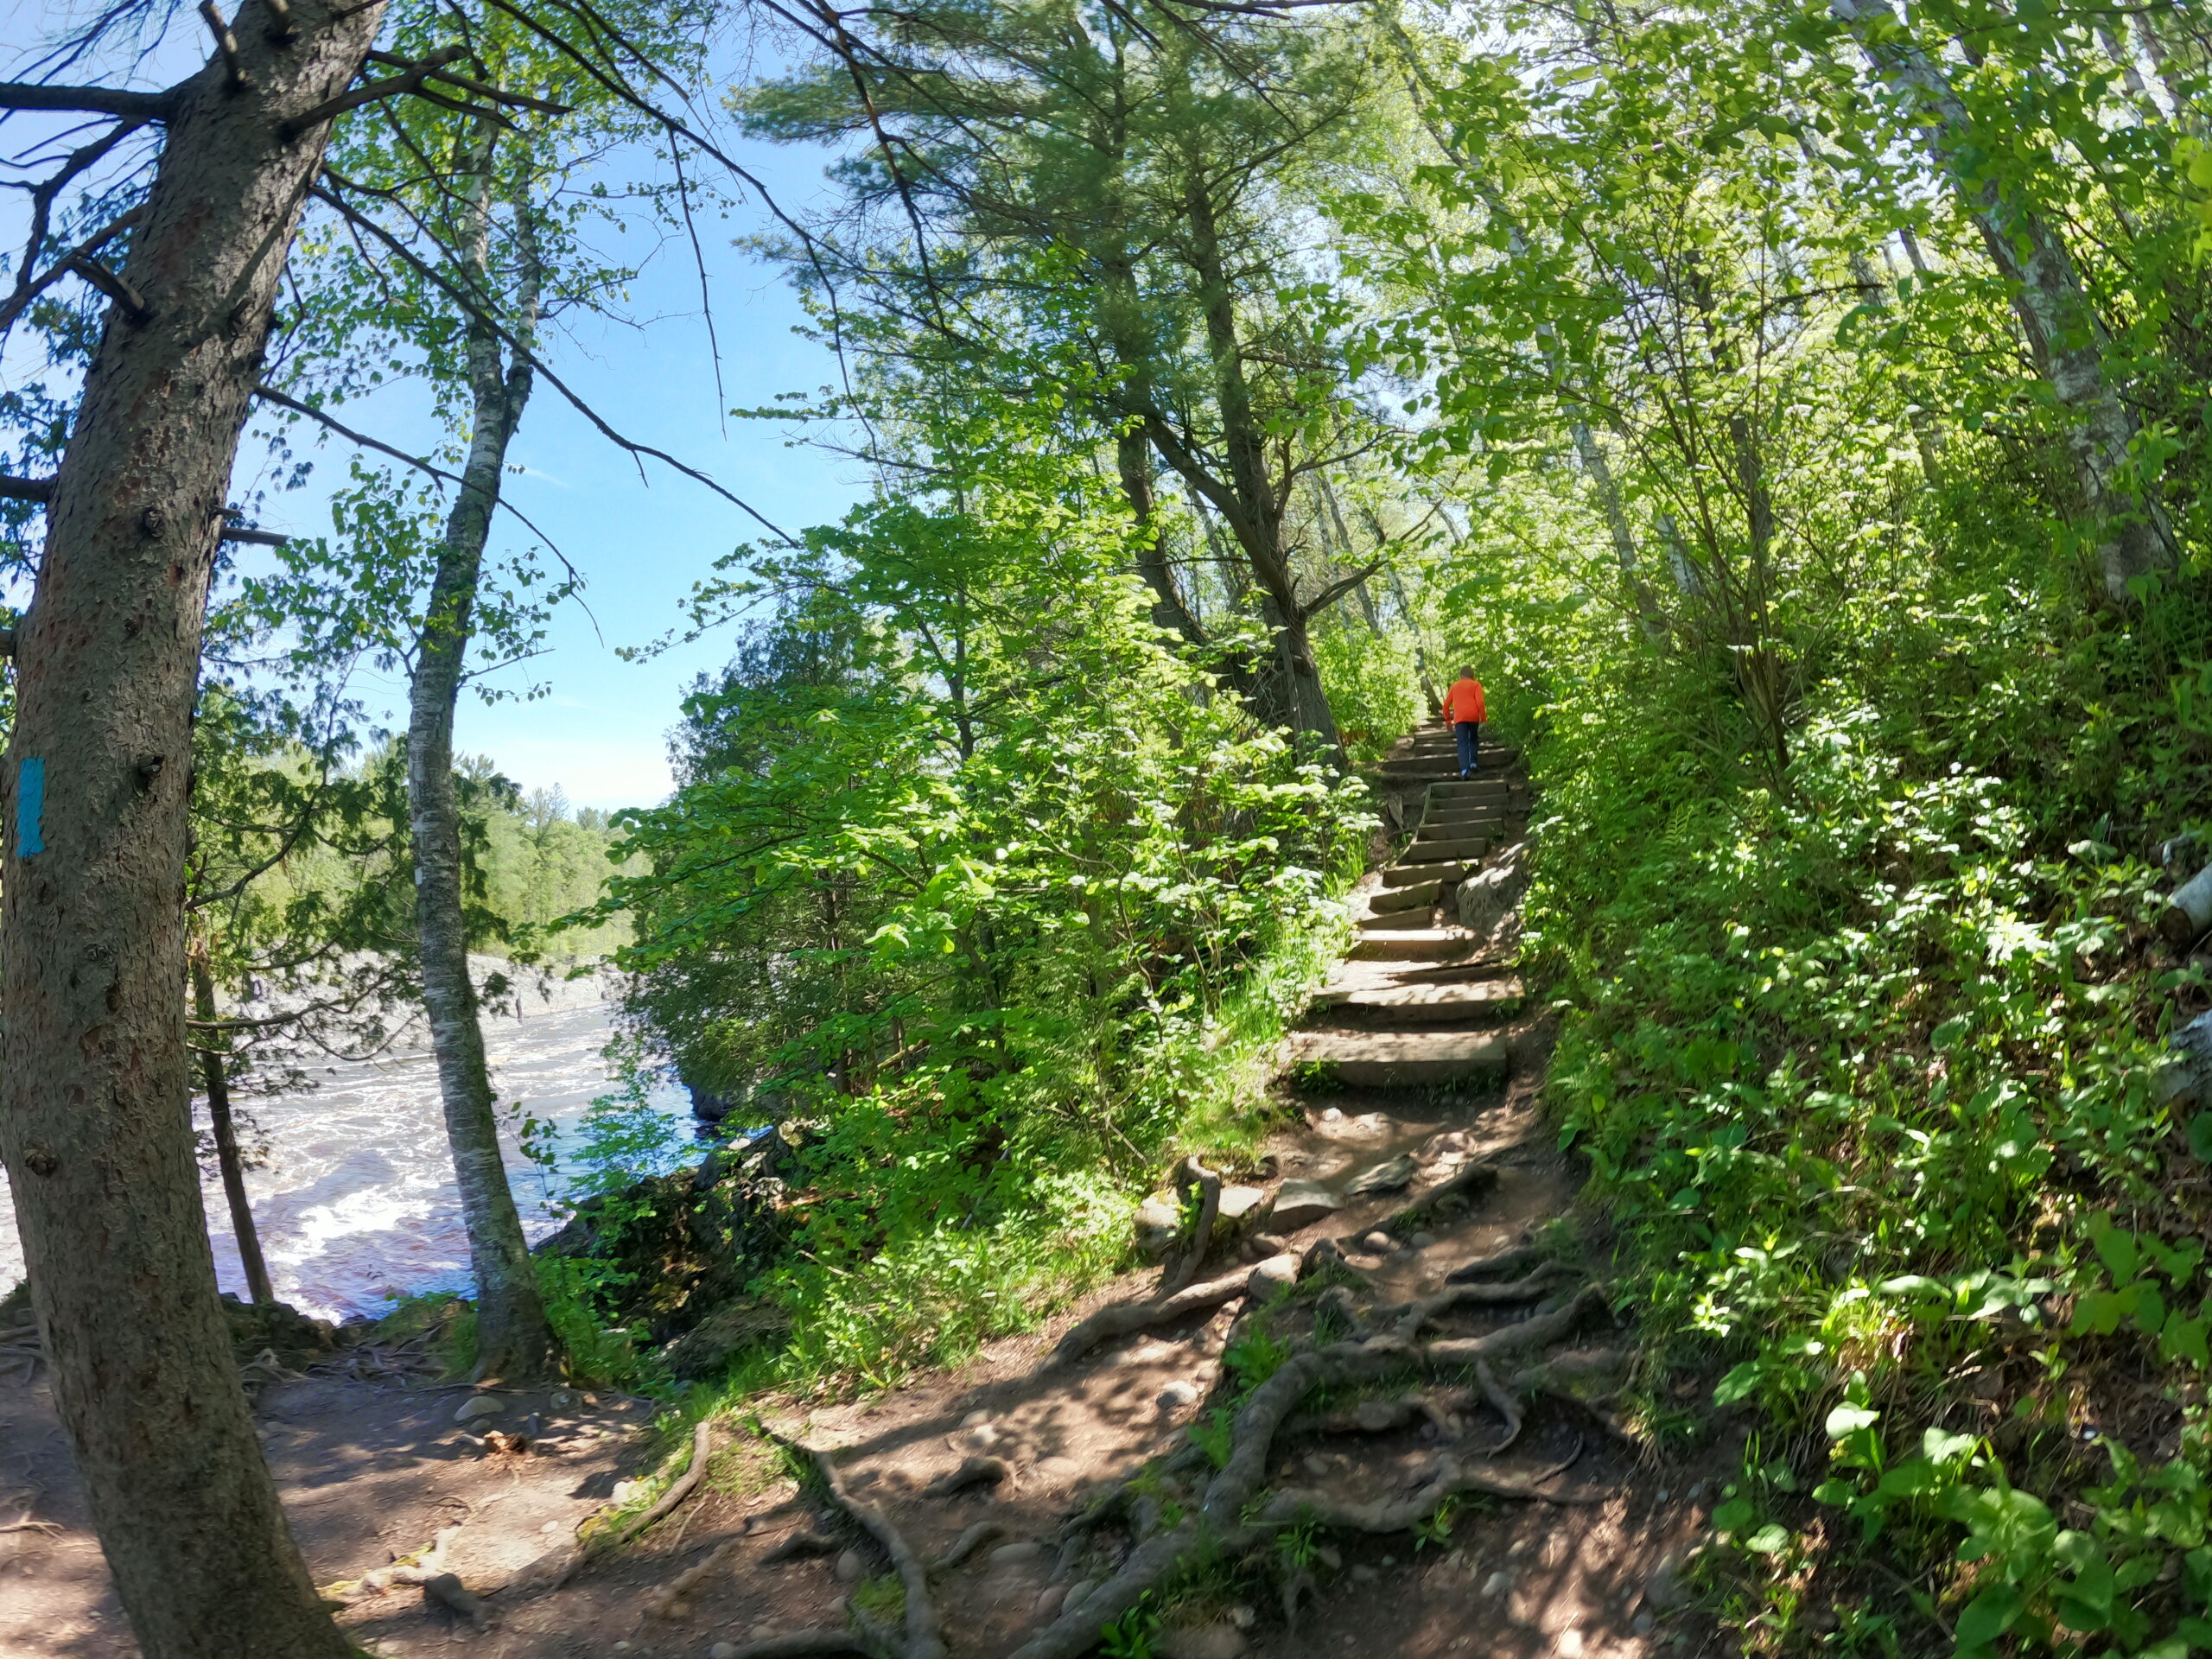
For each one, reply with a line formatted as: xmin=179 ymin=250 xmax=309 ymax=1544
xmin=1443 ymin=669 xmax=1486 ymax=777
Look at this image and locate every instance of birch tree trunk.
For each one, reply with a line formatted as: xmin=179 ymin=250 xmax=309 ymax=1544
xmin=405 ymin=135 xmax=558 ymax=1383
xmin=1830 ymin=0 xmax=2171 ymax=601
xmin=1386 ymin=15 xmax=1663 ymax=639
xmin=0 ymin=2 xmax=382 ymax=1650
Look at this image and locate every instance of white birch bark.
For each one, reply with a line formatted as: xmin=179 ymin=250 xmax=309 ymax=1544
xmin=405 ymin=127 xmax=558 ymax=1382
xmin=1830 ymin=0 xmax=2172 ymax=601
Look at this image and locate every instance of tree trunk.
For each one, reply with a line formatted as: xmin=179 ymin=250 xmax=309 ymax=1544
xmin=191 ymin=939 xmax=274 ymax=1306
xmin=405 ymin=135 xmax=558 ymax=1384
xmin=0 ymin=3 xmax=382 ymax=1653
xmin=1116 ymin=429 xmax=1207 ymax=646
xmin=1176 ymin=167 xmax=1344 ymax=760
xmin=1830 ymin=0 xmax=2171 ymax=601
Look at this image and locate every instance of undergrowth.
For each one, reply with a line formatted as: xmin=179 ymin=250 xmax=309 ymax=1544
xmin=1516 ymin=571 xmax=2212 ymax=1656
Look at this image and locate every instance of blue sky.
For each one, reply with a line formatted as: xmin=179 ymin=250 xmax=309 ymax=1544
xmin=236 ymin=139 xmax=865 ymax=811
xmin=3 ymin=7 xmax=866 ymax=811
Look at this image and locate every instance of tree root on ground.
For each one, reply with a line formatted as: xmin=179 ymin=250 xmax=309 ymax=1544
xmin=1158 ymin=1157 xmax=1224 ymax=1298
xmin=1249 ymin=1438 xmax=1600 ymax=1531
xmin=510 ymin=1415 xmax=718 ymax=1598
xmin=929 ymin=1519 xmax=1007 ymax=1571
xmin=1381 ymin=1160 xmax=1497 ymax=1236
xmin=596 ymin=1416 xmax=715 ymax=1555
xmin=1050 ymin=1266 xmax=1251 ymax=1366
xmin=761 ymin=1529 xmax=840 ymax=1565
xmin=922 ymin=1455 xmax=1008 ymax=1498
xmin=1387 ymin=1264 xmax=1575 ymax=1340
xmin=1443 ymin=1238 xmax=1541 ymax=1284
xmin=1004 ymin=1287 xmax=1612 ymax=1659
xmin=645 ymin=1535 xmax=742 ymax=1620
xmin=1504 ymin=1348 xmax=1641 ymax=1444
xmin=1283 ymin=1385 xmax=1473 ymax=1440
xmin=743 ymin=1434 xmax=947 ymax=1659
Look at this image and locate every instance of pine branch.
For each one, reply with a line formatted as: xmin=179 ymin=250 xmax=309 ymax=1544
xmin=0 ymin=83 xmax=176 ymax=120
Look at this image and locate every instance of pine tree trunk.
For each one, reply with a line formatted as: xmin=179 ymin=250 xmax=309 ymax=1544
xmin=0 ymin=3 xmax=382 ymax=1652
xmin=406 ymin=137 xmax=558 ymax=1384
xmin=1179 ymin=169 xmax=1344 ymax=760
xmin=191 ymin=941 xmax=274 ymax=1306
xmin=1830 ymin=0 xmax=2171 ymax=601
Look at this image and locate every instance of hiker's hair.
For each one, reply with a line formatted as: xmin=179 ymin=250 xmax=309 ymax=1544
xmin=1460 ymin=667 xmax=1475 ymax=681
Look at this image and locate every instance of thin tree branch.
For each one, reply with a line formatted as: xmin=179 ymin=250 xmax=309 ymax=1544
xmin=0 ymin=83 xmax=175 ymax=120
xmin=250 ymin=385 xmax=584 ymax=580
xmin=309 ymin=181 xmax=798 ymax=542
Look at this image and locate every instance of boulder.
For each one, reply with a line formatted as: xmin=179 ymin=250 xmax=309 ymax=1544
xmin=534 ymin=1129 xmax=797 ymax=1347
xmin=1343 ymin=1154 xmax=1417 ymax=1196
xmin=1270 ymin=1180 xmax=1341 ymax=1230
xmin=1134 ymin=1195 xmax=1183 ymax=1261
xmin=1214 ymin=1185 xmax=1274 ymax=1239
xmin=1246 ymin=1254 xmax=1300 ymax=1299
xmin=659 ymin=1299 xmax=795 ymax=1380
xmin=219 ymin=1294 xmax=340 ymax=1367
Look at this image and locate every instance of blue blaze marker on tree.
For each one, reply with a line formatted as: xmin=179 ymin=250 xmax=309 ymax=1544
xmin=17 ymin=757 xmax=44 ymax=858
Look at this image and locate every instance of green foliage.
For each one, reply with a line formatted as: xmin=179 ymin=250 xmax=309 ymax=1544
xmin=1099 ymin=1599 xmax=1160 ymax=1659
xmin=602 ymin=378 xmax=1370 ymax=1387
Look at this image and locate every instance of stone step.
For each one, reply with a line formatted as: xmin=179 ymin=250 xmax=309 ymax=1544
xmin=1313 ymin=977 xmax=1526 ymax=1025
xmin=1285 ymin=1029 xmax=1511 ymax=1087
xmin=1420 ymin=807 xmax=1505 ymax=830
xmin=1427 ymin=777 xmax=1519 ymax=797
xmin=1347 ymin=929 xmax=1478 ymax=963
xmin=1404 ymin=837 xmax=1490 ymax=865
xmin=1357 ymin=906 xmax=1431 ymax=929
xmin=1369 ymin=879 xmax=1442 ymax=914
xmin=1379 ymin=860 xmax=1467 ymax=888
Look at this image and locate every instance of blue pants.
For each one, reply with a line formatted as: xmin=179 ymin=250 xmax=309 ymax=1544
xmin=1455 ymin=721 xmax=1482 ymax=776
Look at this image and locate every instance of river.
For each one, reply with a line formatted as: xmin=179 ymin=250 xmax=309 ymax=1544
xmin=0 ymin=965 xmax=696 ymax=1322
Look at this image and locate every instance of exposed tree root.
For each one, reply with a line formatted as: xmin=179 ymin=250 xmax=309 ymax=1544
xmin=1505 ymin=1348 xmax=1641 ymax=1444
xmin=1007 ymin=1287 xmax=1610 ymax=1659
xmin=922 ymin=1455 xmax=1008 ymax=1498
xmin=1443 ymin=1238 xmax=1541 ymax=1284
xmin=1284 ymin=1386 xmax=1472 ymax=1440
xmin=1389 ymin=1264 xmax=1574 ymax=1340
xmin=1381 ymin=1160 xmax=1498 ymax=1236
xmin=750 ymin=1435 xmax=947 ymax=1659
xmin=1049 ymin=1266 xmax=1251 ymax=1367
xmin=607 ymin=1416 xmax=715 ymax=1550
xmin=1473 ymin=1357 xmax=1523 ymax=1449
xmin=645 ymin=1536 xmax=741 ymax=1620
xmin=512 ymin=1415 xmax=718 ymax=1598
xmin=929 ymin=1519 xmax=1007 ymax=1571
xmin=1249 ymin=1439 xmax=1602 ymax=1530
xmin=1159 ymin=1157 xmax=1224 ymax=1298
xmin=761 ymin=1530 xmax=840 ymax=1566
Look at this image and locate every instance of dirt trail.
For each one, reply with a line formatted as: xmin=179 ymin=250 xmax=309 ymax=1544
xmin=0 ymin=729 xmax=1732 ymax=1659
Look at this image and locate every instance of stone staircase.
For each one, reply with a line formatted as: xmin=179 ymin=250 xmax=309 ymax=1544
xmin=1286 ymin=724 xmax=1532 ymax=1090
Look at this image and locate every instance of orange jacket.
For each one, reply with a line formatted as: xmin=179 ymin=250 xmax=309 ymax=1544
xmin=1444 ymin=677 xmax=1486 ymax=725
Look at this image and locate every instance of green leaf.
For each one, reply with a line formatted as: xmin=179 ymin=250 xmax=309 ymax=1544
xmin=1827 ymin=1403 xmax=1881 ymax=1438
xmin=2188 ymin=1114 xmax=2212 ymax=1164
xmin=1711 ymin=1497 xmax=1757 ymax=1532
xmin=1744 ymin=1523 xmax=1790 ymax=1554
xmin=1955 ymin=1583 xmax=2024 ymax=1649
